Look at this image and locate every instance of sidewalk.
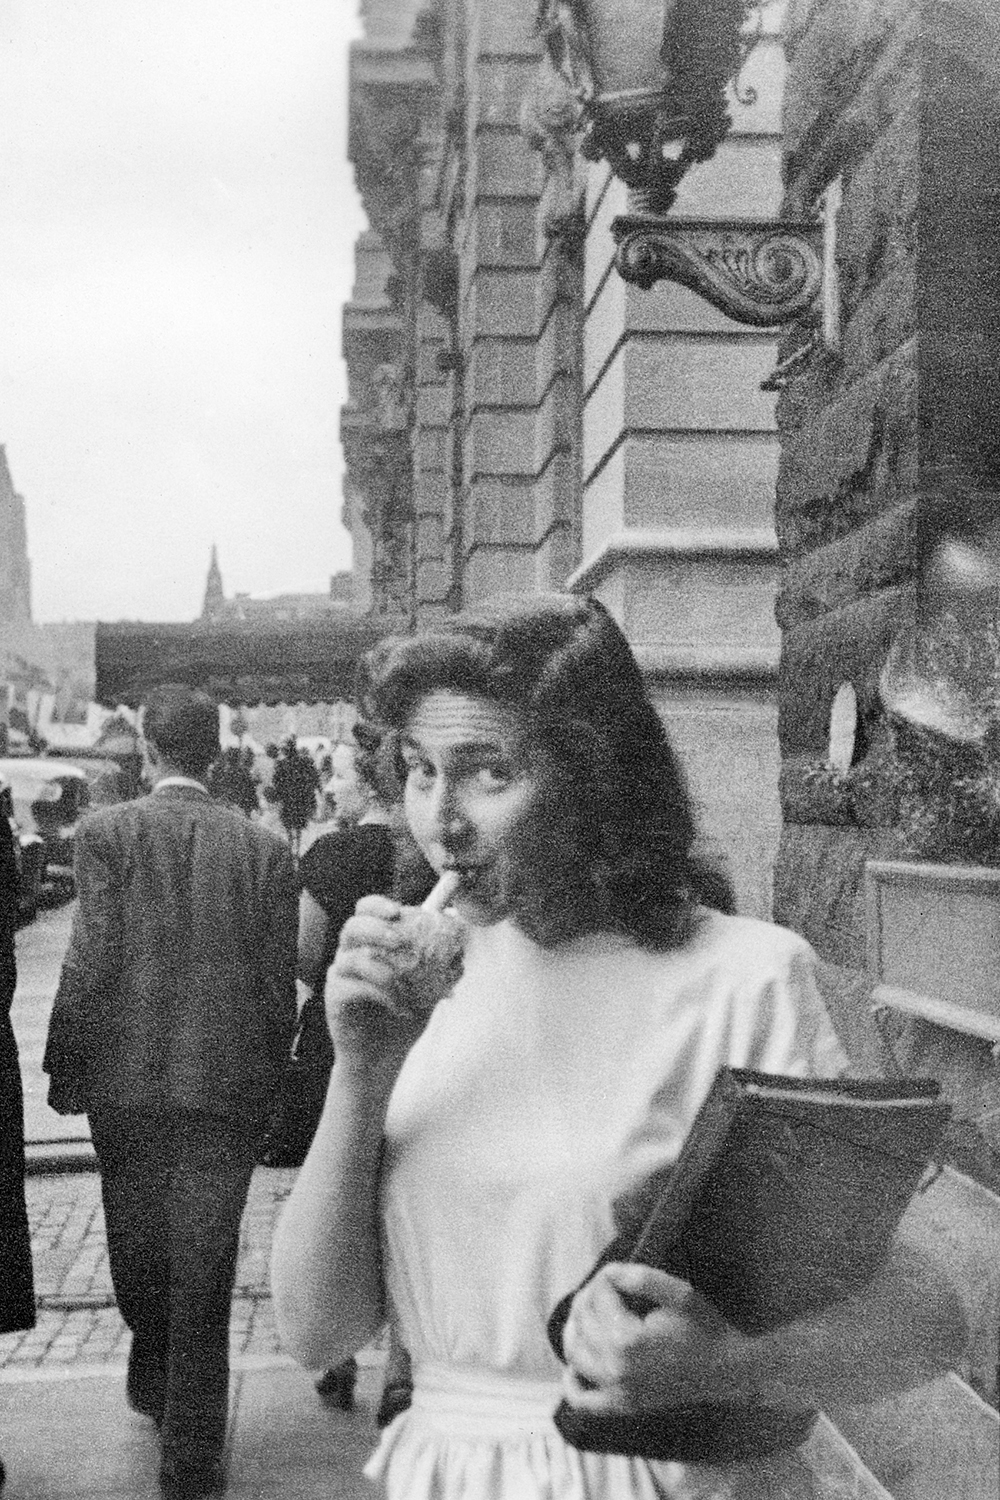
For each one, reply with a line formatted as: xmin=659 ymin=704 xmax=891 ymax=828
xmin=2 ymin=1164 xmax=385 ymax=1498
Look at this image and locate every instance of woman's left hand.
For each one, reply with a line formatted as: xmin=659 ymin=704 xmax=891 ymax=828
xmin=561 ymin=1262 xmax=741 ymax=1414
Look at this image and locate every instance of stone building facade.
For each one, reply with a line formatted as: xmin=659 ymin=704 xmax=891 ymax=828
xmin=343 ymin=0 xmax=789 ymax=918
xmin=771 ymin=0 xmax=1000 ymax=1167
xmin=0 ymin=445 xmax=32 ymax=633
xmin=769 ymin=0 xmax=1000 ymax=1410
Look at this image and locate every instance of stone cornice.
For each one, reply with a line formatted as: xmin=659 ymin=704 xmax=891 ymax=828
xmin=633 ymin=643 xmax=780 ymax=683
xmin=342 ymin=303 xmax=401 ymax=339
xmin=349 ymin=43 xmax=441 ymax=278
xmin=349 ymin=45 xmax=436 ymax=93
xmin=566 ymin=527 xmax=779 ymax=592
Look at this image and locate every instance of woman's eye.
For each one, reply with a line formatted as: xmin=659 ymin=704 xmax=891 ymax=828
xmin=404 ymin=757 xmax=435 ymax=788
xmin=475 ymin=763 xmax=513 ymax=790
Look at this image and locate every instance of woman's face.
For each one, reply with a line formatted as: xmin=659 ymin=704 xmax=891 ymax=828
xmin=328 ymin=746 xmax=369 ymax=822
xmin=400 ymin=690 xmax=545 ymax=925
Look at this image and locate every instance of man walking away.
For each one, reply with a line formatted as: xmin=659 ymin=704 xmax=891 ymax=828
xmin=43 ymin=685 xmax=297 ymax=1499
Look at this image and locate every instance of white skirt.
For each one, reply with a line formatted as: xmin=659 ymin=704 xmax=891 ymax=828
xmin=363 ymin=1363 xmax=883 ymax=1500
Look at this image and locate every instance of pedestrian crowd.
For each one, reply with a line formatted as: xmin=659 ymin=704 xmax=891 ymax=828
xmin=1 ymin=595 xmax=966 ymax=1500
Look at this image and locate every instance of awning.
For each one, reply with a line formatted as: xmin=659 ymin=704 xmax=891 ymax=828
xmin=95 ymin=616 xmax=389 ymax=708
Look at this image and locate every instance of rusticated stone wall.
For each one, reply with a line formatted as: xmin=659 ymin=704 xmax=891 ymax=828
xmin=774 ymin=0 xmax=922 ymax=993
xmin=774 ymin=0 xmax=1000 ymax=1309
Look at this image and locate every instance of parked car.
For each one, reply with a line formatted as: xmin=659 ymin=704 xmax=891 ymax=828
xmin=0 ymin=758 xmax=91 ymax=899
xmin=1 ymin=772 xmax=46 ymax=923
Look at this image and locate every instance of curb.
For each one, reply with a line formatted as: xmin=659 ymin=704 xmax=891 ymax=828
xmin=24 ymin=1139 xmax=97 ymax=1176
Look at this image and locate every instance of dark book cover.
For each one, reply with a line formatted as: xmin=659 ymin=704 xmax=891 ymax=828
xmin=549 ymin=1067 xmax=951 ymax=1462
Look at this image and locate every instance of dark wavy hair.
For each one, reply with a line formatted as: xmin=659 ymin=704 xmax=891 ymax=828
xmin=357 ymin=593 xmax=733 ymax=949
xmin=349 ymin=719 xmax=402 ymax=807
xmin=350 ymin=719 xmax=439 ymax=905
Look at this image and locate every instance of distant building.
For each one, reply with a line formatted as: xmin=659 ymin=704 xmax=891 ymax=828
xmin=0 ymin=446 xmax=31 ymax=630
xmin=198 ymin=548 xmax=354 ymax=623
xmin=0 ymin=447 xmax=101 ymax=755
xmin=201 ymin=544 xmax=225 ymax=620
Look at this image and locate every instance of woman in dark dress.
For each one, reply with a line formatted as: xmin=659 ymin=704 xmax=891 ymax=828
xmin=295 ymin=732 xmax=433 ymax=1415
xmin=0 ymin=794 xmax=36 ymax=1491
xmin=293 ymin=740 xmax=398 ymax=1151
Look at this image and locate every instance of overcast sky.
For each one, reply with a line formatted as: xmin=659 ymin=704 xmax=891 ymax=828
xmin=0 ymin=1 xmax=366 ymax=624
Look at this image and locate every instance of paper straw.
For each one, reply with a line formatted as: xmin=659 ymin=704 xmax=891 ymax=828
xmin=421 ymin=870 xmax=461 ymax=912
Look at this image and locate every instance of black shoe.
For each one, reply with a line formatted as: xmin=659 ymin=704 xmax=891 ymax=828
xmin=315 ymin=1357 xmax=357 ymax=1411
xmin=375 ymin=1379 xmax=413 ymax=1428
xmin=0 ymin=1455 xmax=6 ymax=1490
xmin=158 ymin=1459 xmax=224 ymax=1498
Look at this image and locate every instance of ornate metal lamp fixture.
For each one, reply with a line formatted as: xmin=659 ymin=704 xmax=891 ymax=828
xmin=536 ymin=0 xmax=761 ymax=216
xmin=534 ymin=0 xmax=830 ymax=332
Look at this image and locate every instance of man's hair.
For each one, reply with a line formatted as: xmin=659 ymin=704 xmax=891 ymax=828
xmin=357 ymin=593 xmax=733 ymax=949
xmin=142 ymin=684 xmax=220 ymax=779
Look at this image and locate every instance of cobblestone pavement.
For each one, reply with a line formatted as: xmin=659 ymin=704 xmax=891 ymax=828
xmin=2 ymin=1166 xmax=302 ymax=1374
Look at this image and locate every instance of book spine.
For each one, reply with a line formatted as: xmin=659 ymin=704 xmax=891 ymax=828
xmin=630 ymin=1072 xmax=746 ymax=1264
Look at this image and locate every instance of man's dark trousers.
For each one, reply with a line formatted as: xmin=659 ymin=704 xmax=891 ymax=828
xmin=89 ymin=1107 xmax=256 ymax=1470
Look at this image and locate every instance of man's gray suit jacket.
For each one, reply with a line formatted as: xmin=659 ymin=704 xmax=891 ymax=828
xmin=45 ymin=784 xmax=298 ymax=1135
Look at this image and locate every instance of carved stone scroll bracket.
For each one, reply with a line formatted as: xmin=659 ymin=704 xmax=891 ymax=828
xmin=611 ymin=215 xmax=825 ymax=328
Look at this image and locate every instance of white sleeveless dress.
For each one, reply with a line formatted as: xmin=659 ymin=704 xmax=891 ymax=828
xmin=365 ymin=911 xmax=849 ymax=1499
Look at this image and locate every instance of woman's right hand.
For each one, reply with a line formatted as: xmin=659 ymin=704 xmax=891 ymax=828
xmin=325 ymin=895 xmax=444 ymax=1074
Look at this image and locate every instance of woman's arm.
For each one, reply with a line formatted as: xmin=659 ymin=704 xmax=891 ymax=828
xmin=296 ymin=889 xmax=330 ymax=990
xmin=561 ymin=1224 xmax=967 ymax=1416
xmin=270 ymin=1024 xmax=397 ymax=1368
xmin=270 ymin=895 xmax=449 ymax=1369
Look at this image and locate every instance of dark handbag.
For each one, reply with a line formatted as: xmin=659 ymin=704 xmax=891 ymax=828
xmin=259 ymin=994 xmax=333 ymax=1168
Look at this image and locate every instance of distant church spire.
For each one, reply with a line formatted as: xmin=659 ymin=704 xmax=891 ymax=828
xmin=201 ymin=544 xmax=225 ymax=620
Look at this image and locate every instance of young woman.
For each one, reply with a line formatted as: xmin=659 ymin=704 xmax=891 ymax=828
xmin=272 ymin=594 xmax=963 ymax=1500
xmin=290 ymin=730 xmax=433 ymax=1417
xmin=297 ymin=739 xmax=397 ymax=996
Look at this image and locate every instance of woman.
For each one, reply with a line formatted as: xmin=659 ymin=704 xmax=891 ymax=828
xmin=1 ymin=794 xmax=36 ymax=1492
xmin=292 ymin=732 xmax=433 ymax=1416
xmin=272 ymin=594 xmax=963 ymax=1499
xmin=297 ymin=738 xmax=397 ymax=1000
xmin=284 ymin=736 xmax=397 ymax=1410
